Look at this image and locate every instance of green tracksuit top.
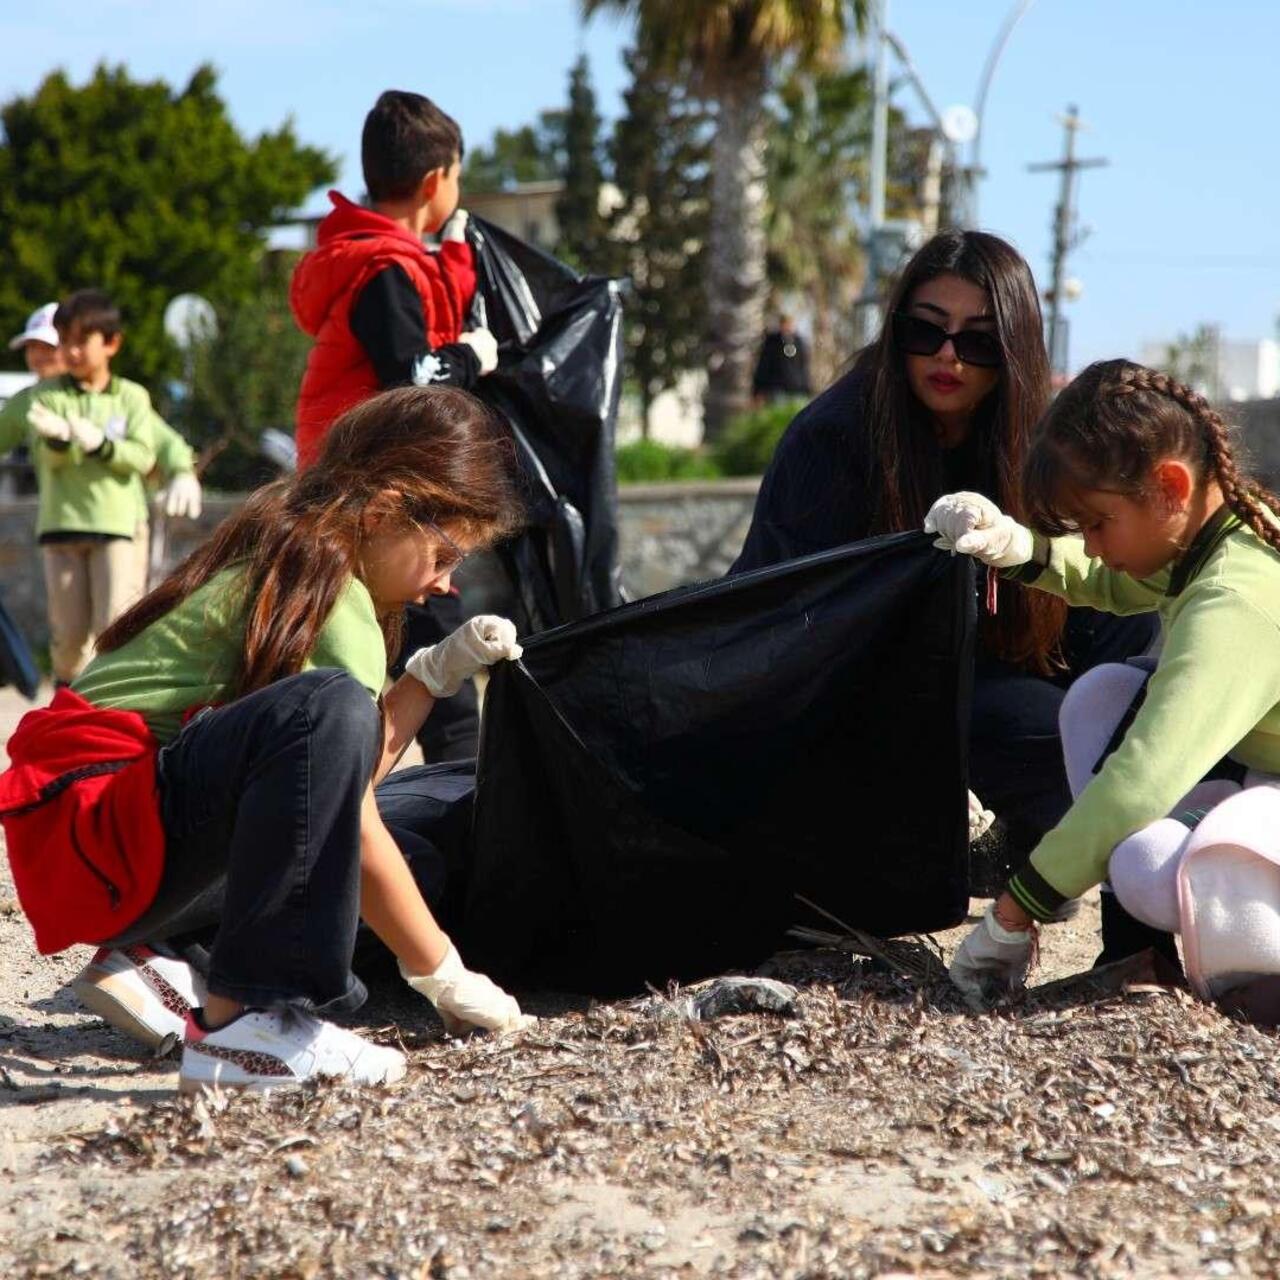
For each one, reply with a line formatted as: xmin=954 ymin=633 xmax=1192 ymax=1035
xmin=134 ymin=416 xmax=197 ymax=522
xmin=1004 ymin=508 xmax=1280 ymax=919
xmin=0 ymin=374 xmax=160 ymax=538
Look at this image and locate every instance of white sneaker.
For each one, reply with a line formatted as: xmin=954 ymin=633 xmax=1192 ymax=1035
xmin=179 ymin=1009 xmax=407 ymax=1093
xmin=72 ymin=945 xmax=205 ymax=1052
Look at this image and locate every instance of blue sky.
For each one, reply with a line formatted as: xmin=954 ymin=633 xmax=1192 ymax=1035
xmin=4 ymin=0 xmax=1279 ymax=372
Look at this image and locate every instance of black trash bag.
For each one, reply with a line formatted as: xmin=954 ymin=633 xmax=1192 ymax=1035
xmin=456 ymin=532 xmax=976 ymax=995
xmin=0 ymin=593 xmax=39 ymax=700
xmin=466 ymin=217 xmax=625 ymax=630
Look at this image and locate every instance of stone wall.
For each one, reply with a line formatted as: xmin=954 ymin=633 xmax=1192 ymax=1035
xmin=0 ymin=479 xmax=763 ymax=648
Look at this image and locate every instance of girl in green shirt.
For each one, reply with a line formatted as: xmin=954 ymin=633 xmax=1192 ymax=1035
xmin=926 ymin=361 xmax=1280 ymax=1008
xmin=20 ymin=384 xmax=535 ymax=1090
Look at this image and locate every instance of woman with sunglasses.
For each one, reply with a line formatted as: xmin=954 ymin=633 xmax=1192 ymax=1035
xmin=2 ymin=385 xmax=536 ymax=1092
xmin=734 ymin=231 xmax=1157 ymax=938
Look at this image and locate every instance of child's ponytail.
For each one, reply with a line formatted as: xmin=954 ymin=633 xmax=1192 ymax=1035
xmin=1025 ymin=359 xmax=1280 ymax=554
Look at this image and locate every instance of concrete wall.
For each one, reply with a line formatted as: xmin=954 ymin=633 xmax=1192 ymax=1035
xmin=0 ymin=479 xmax=762 ymax=649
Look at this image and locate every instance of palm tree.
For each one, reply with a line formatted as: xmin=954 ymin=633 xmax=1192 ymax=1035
xmin=582 ymin=0 xmax=865 ymax=440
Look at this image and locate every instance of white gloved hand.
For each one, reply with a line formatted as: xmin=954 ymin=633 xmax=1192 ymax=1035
xmin=401 ymin=942 xmax=534 ymax=1035
xmin=405 ymin=614 xmax=522 ymax=698
xmin=924 ymin=490 xmax=1034 ymax=569
xmin=457 ymin=327 xmax=498 ymax=375
xmin=968 ymin=789 xmax=995 ymax=843
xmin=28 ymin=403 xmax=71 ymax=443
xmin=441 ymin=207 xmax=469 ymax=243
xmin=924 ymin=491 xmax=1002 ymax=547
xmin=67 ymin=413 xmax=105 ymax=454
xmin=161 ymin=471 xmax=203 ymax=519
xmin=949 ymin=905 xmax=1035 ymax=1010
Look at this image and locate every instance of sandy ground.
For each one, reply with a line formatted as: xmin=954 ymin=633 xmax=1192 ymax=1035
xmin=3 ymin=683 xmax=1278 ymax=1278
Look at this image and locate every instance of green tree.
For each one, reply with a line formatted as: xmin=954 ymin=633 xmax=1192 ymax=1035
xmin=0 ymin=63 xmax=335 ymax=390
xmin=1162 ymin=323 xmax=1221 ymax=399
xmin=555 ymin=56 xmax=609 ymax=271
xmin=583 ymin=0 xmax=866 ymax=440
xmin=464 ymin=114 xmax=565 ymax=192
xmin=167 ymin=253 xmax=312 ymax=490
xmin=608 ymin=41 xmax=712 ymax=434
xmin=765 ymin=63 xmax=918 ymax=390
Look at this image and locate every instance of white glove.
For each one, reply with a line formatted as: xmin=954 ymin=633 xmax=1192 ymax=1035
xmin=405 ymin=614 xmax=522 ymax=698
xmin=949 ymin=905 xmax=1035 ymax=1010
xmin=457 ymin=328 xmax=498 ymax=375
xmin=441 ymin=207 xmax=469 ymax=243
xmin=924 ymin=491 xmax=1034 ymax=569
xmin=161 ymin=471 xmax=203 ymax=519
xmin=968 ymin=789 xmax=995 ymax=843
xmin=401 ymin=942 xmax=534 ymax=1035
xmin=67 ymin=413 xmax=105 ymax=454
xmin=28 ymin=403 xmax=71 ymax=443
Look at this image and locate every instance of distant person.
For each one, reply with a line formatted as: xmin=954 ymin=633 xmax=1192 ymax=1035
xmin=752 ymin=314 xmax=812 ymax=403
xmin=0 ymin=289 xmax=164 ymax=683
xmin=3 ymin=303 xmax=65 ymax=497
xmin=133 ymin=417 xmax=204 ymax=591
xmin=291 ymin=88 xmax=501 ymax=763
xmin=7 ymin=303 xmax=65 ymax=379
xmin=732 ymin=232 xmax=1158 ymax=962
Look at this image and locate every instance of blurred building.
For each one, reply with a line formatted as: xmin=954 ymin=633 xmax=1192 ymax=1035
xmin=467 ymin=181 xmax=563 ymax=252
xmin=1140 ymin=333 xmax=1280 ymax=402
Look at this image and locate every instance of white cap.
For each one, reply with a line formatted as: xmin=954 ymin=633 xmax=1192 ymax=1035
xmin=8 ymin=303 xmax=59 ymax=351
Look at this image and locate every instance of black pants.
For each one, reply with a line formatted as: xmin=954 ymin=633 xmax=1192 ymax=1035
xmin=970 ymin=607 xmax=1158 ymax=867
xmin=396 ymin=594 xmax=480 ymax=762
xmin=106 ymin=670 xmax=379 ymax=1015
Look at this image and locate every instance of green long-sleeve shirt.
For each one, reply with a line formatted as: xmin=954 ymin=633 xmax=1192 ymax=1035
xmin=1003 ymin=509 xmax=1280 ymax=919
xmin=133 ymin=415 xmax=197 ymax=522
xmin=0 ymin=374 xmax=160 ymax=539
xmin=74 ymin=568 xmax=386 ymax=744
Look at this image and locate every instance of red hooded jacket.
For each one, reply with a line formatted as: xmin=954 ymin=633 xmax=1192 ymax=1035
xmin=0 ymin=688 xmax=165 ymax=954
xmin=291 ymin=192 xmax=477 ymax=468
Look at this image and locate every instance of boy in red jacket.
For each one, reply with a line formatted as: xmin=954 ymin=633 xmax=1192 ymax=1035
xmin=291 ymin=89 xmax=497 ymax=468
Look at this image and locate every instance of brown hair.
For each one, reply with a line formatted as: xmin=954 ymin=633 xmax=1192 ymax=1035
xmin=98 ymin=386 xmax=524 ymax=698
xmin=853 ymin=229 xmax=1067 ymax=673
xmin=55 ymin=288 xmax=123 ymax=340
xmin=362 ymin=89 xmax=463 ymax=203
xmin=1024 ymin=360 xmax=1280 ymax=554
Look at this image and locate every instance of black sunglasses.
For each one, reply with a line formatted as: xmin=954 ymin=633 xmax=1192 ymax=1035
xmin=892 ymin=312 xmax=1003 ymax=369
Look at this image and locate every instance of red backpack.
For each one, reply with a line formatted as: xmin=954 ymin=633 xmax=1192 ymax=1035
xmin=0 ymin=688 xmax=165 ymax=953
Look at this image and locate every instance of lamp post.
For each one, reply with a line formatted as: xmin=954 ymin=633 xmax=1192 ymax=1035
xmin=962 ymin=0 xmax=1037 ymax=227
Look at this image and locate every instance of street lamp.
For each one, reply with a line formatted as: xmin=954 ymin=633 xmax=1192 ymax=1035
xmin=962 ymin=0 xmax=1038 ymax=227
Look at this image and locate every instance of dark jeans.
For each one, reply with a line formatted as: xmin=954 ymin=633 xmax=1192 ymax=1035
xmin=396 ymin=594 xmax=480 ymax=762
xmin=106 ymin=669 xmax=380 ymax=1015
xmin=970 ymin=607 xmax=1159 ymax=865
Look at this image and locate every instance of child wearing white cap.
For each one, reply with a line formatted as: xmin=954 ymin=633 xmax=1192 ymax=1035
xmin=7 ymin=303 xmax=65 ymax=380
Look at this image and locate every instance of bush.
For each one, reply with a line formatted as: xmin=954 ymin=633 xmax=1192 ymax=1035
xmin=713 ymin=398 xmax=805 ymax=476
xmin=615 ymin=438 xmax=723 ymax=484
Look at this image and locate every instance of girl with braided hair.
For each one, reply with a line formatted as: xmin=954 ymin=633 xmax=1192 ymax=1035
xmin=929 ymin=359 xmax=1280 ymax=1008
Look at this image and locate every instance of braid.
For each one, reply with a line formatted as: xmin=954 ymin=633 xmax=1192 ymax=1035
xmin=1106 ymin=365 xmax=1280 ymax=556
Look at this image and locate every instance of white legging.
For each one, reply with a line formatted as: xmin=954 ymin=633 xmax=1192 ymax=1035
xmin=1058 ymin=662 xmax=1248 ymax=931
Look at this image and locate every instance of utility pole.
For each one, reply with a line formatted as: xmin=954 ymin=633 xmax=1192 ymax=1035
xmin=1028 ymin=105 xmax=1107 ymax=379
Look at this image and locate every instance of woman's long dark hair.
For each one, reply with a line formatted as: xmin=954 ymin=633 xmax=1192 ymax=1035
xmin=853 ymin=230 xmax=1067 ymax=672
xmin=98 ymin=386 xmax=524 ymax=698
